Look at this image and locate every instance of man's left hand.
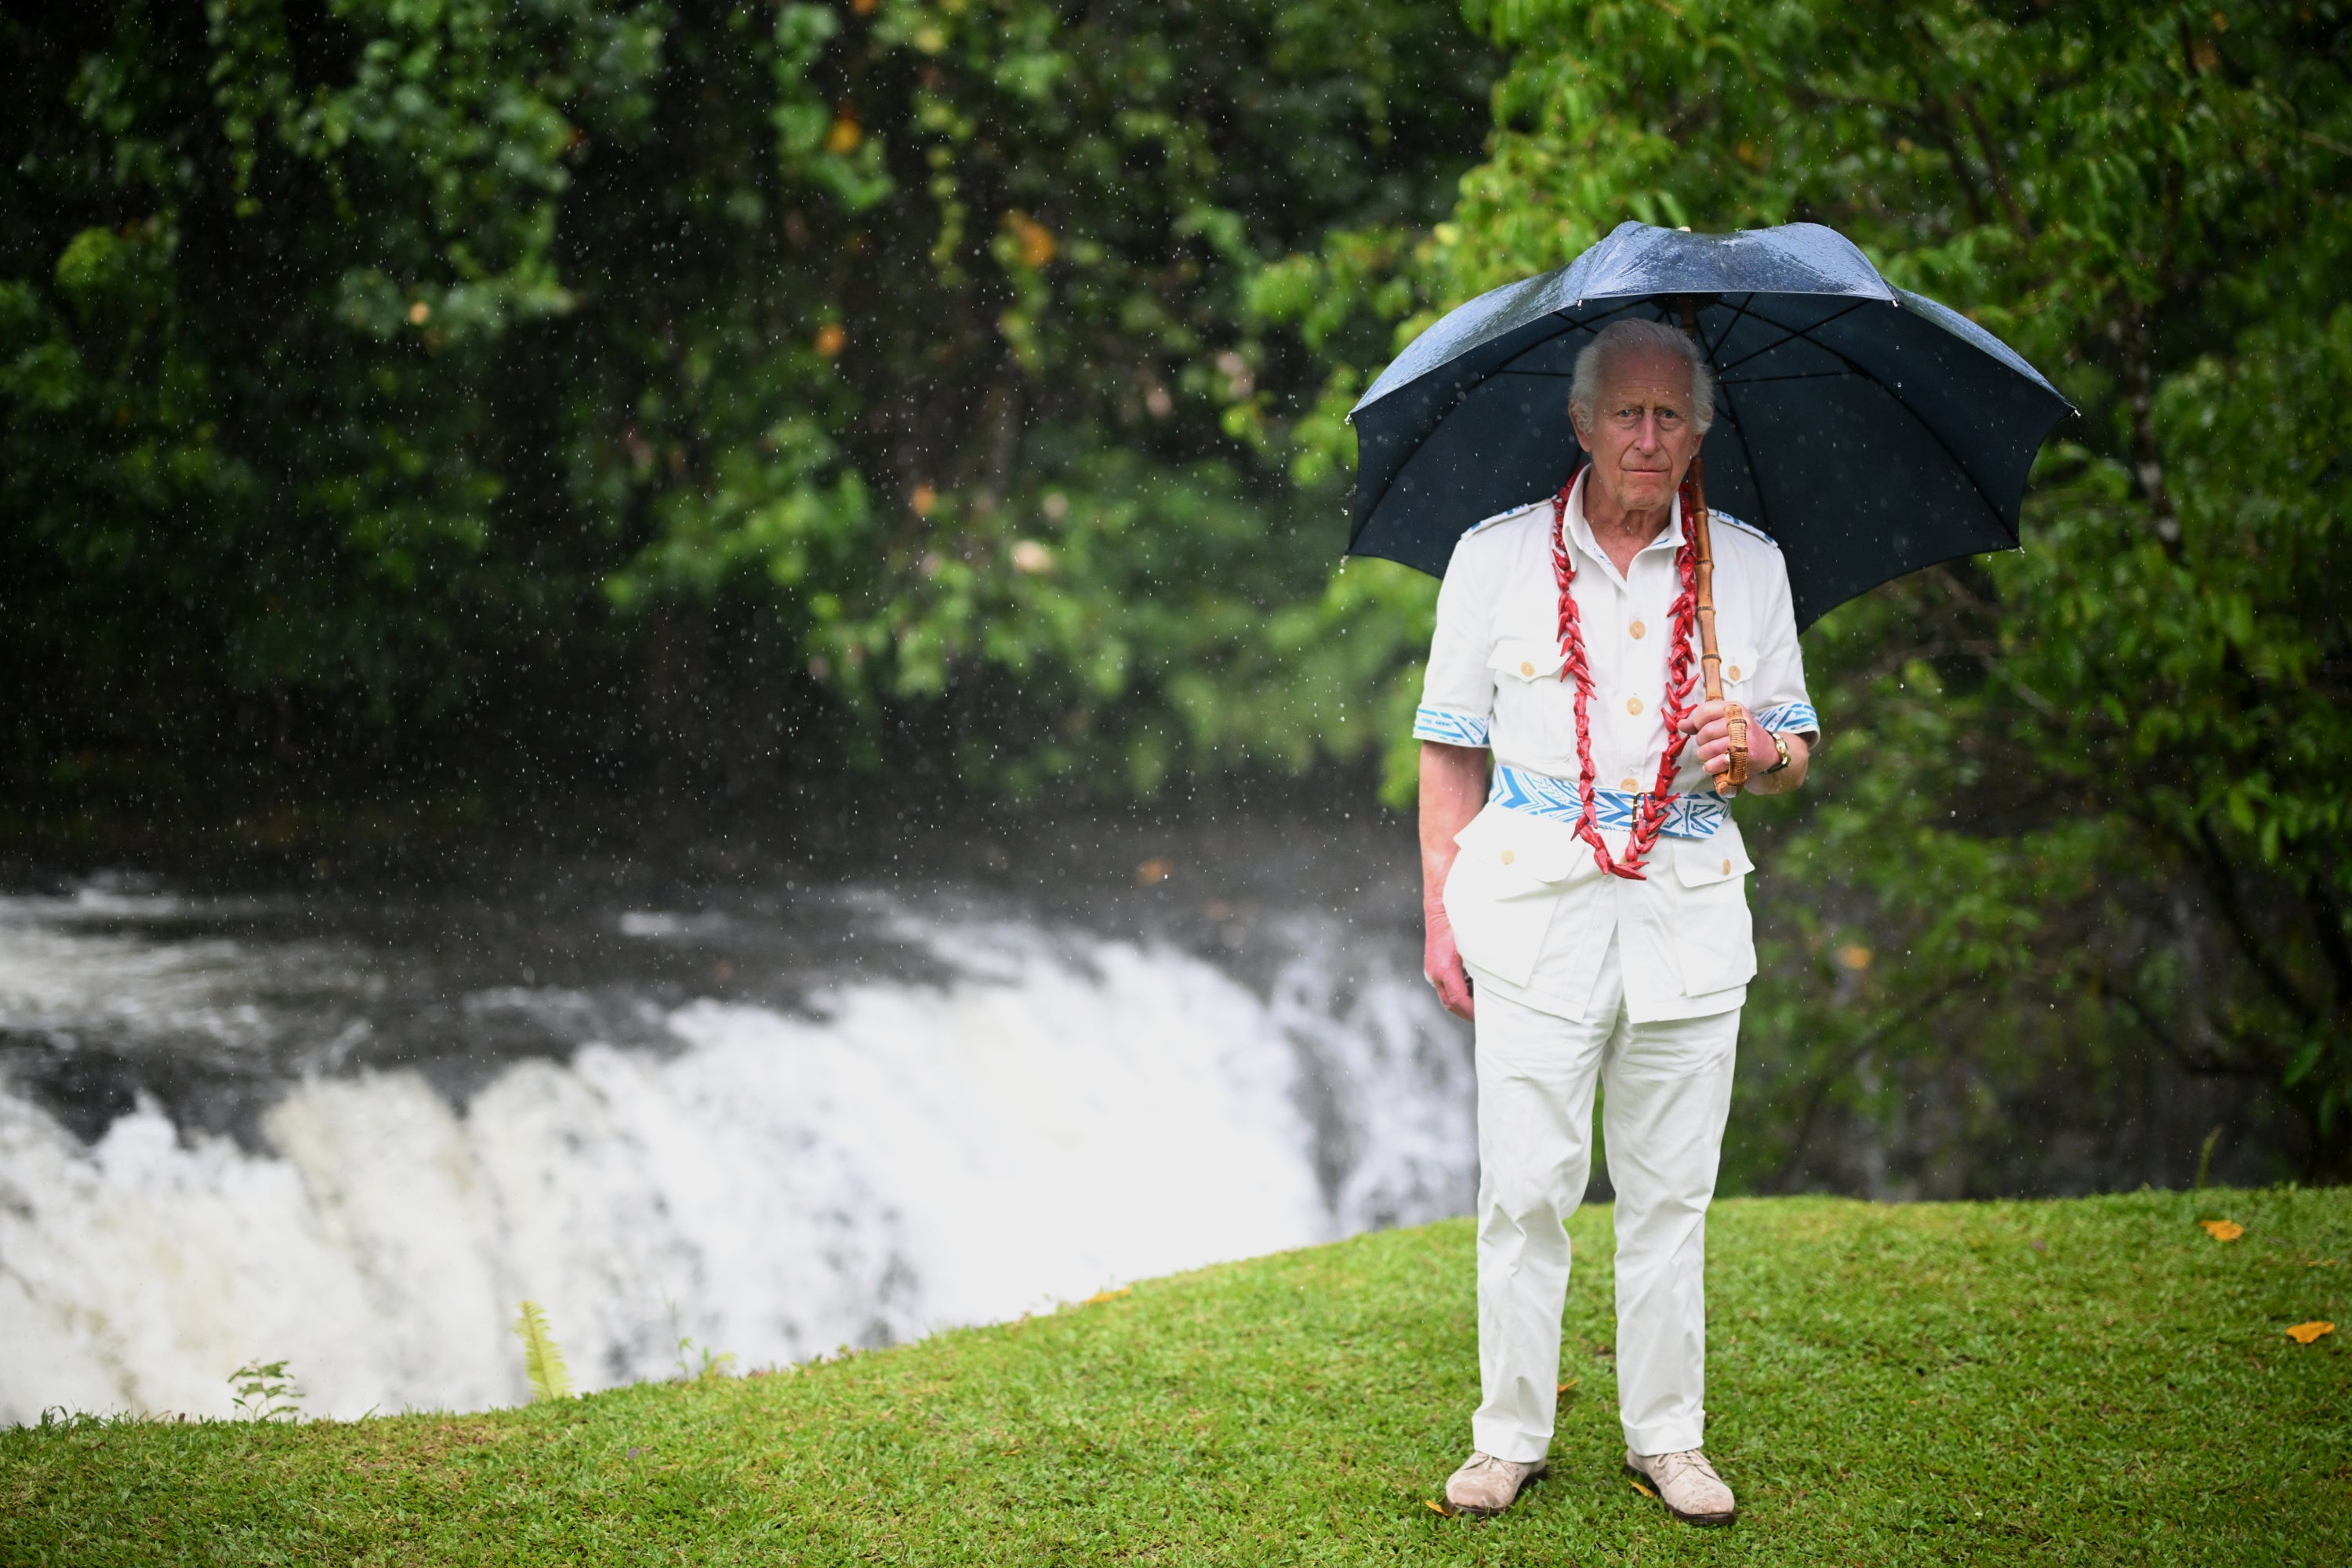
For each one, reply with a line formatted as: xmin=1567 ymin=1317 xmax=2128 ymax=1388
xmin=1677 ymin=699 xmax=1808 ymax=793
xmin=1679 ymin=699 xmax=1770 ymax=774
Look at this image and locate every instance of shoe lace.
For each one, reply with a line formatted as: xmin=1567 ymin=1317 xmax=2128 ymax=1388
xmin=1653 ymin=1449 xmax=1722 ymax=1487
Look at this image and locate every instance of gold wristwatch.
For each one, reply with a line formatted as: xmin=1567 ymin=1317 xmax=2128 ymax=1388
xmin=1765 ymin=728 xmax=1792 ymax=774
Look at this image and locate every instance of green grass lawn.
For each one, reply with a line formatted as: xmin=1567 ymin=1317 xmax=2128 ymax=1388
xmin=4 ymin=1189 xmax=2346 ymax=1566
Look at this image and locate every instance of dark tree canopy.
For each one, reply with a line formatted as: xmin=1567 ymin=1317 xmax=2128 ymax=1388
xmin=1 ymin=0 xmax=1494 ymax=797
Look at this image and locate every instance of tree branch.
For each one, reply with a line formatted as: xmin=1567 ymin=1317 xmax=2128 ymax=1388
xmin=2107 ymin=980 xmax=2275 ymax=1079
xmin=2300 ymin=876 xmax=2352 ymax=1011
xmin=1953 ymin=84 xmax=2035 ymax=240
xmin=2184 ymin=817 xmax=2322 ymax=1026
xmin=1769 ymin=978 xmax=1967 ymax=1192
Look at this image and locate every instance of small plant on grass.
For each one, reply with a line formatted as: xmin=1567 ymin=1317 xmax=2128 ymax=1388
xmin=513 ymin=1301 xmax=575 ymax=1403
xmin=660 ymin=1298 xmax=735 ymax=1382
xmin=227 ymin=1360 xmax=303 ymax=1423
xmin=2194 ymin=1124 xmax=2224 ymax=1189
xmin=673 ymin=1336 xmax=738 ymax=1383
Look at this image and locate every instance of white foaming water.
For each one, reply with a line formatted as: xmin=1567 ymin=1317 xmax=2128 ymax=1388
xmin=0 ymin=892 xmax=1472 ymax=1422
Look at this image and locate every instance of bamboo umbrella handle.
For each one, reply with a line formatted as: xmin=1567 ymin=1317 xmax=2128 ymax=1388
xmin=1686 ymin=467 xmax=1748 ymax=796
xmin=1676 ymin=302 xmax=1747 ymax=797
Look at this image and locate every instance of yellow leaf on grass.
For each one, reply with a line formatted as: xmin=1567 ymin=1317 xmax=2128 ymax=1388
xmin=2200 ymin=1219 xmax=2245 ymax=1241
xmin=1630 ymin=1478 xmax=1658 ymax=1498
xmin=1081 ymin=1287 xmax=1131 ymax=1305
xmin=1425 ymin=1499 xmax=1452 ymax=1516
xmin=2285 ymin=1320 xmax=2336 ymax=1345
xmin=1557 ymin=1379 xmax=1578 ymax=1394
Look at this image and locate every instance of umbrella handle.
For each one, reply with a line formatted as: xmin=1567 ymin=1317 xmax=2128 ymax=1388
xmin=1686 ymin=468 xmax=1750 ymax=798
xmin=1675 ymin=300 xmax=1748 ymax=798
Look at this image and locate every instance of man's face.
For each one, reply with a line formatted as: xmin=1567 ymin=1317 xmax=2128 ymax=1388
xmin=1571 ymin=346 xmax=1705 ymax=518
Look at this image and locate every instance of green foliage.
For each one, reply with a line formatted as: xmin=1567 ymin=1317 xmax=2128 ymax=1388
xmin=227 ymin=1358 xmax=303 ymax=1422
xmin=1250 ymin=0 xmax=2352 ymax=1176
xmin=5 ymin=1192 xmax=2348 ymax=1561
xmin=0 ymin=0 xmax=1492 ymax=797
xmin=514 ymin=1301 xmax=575 ymax=1403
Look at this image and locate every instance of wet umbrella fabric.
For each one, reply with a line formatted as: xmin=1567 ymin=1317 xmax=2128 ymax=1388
xmin=1345 ymin=221 xmax=2074 ymax=628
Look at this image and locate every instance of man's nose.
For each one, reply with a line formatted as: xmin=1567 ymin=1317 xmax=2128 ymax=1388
xmin=1633 ymin=412 xmax=1664 ymax=449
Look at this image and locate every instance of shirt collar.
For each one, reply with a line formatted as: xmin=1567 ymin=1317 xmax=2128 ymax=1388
xmin=1563 ymin=466 xmax=1684 ymax=584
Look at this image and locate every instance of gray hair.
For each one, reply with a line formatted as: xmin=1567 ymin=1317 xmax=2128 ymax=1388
xmin=1568 ymin=318 xmax=1717 ymax=434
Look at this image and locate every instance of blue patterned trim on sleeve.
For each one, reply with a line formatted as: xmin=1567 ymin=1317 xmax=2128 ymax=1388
xmin=1755 ymin=700 xmax=1820 ymax=735
xmin=1413 ymin=706 xmax=1491 ymax=747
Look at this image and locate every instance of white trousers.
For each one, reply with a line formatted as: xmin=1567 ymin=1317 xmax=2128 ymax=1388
xmin=1471 ymin=935 xmax=1738 ymax=1461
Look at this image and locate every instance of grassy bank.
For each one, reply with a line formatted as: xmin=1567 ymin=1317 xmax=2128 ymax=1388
xmin=4 ymin=1189 xmax=2346 ymax=1565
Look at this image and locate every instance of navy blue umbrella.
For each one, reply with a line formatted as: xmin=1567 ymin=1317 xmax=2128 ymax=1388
xmin=1346 ymin=220 xmax=2074 ymax=629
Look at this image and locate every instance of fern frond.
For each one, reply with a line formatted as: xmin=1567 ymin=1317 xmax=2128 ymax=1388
xmin=513 ymin=1300 xmax=575 ymax=1402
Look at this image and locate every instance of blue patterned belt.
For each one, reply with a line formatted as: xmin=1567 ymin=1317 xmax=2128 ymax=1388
xmin=1489 ymin=763 xmax=1730 ymax=840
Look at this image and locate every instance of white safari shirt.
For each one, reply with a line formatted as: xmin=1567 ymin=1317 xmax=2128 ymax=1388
xmin=1415 ymin=470 xmax=1819 ymax=1025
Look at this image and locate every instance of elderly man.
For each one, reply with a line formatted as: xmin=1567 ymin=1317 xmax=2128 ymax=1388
xmin=1414 ymin=318 xmax=1817 ymax=1527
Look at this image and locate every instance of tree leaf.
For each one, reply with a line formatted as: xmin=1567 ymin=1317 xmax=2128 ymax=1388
xmin=2285 ymin=1321 xmax=2335 ymax=1345
xmin=2200 ymin=1219 xmax=2245 ymax=1241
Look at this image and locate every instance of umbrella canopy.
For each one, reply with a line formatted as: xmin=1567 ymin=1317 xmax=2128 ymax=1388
xmin=1346 ymin=221 xmax=2074 ymax=628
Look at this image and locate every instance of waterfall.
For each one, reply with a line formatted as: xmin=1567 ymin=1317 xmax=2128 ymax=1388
xmin=0 ymin=869 xmax=1473 ymax=1422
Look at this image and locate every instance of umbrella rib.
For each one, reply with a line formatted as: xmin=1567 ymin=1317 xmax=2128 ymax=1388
xmin=1719 ymin=369 xmax=1870 ymax=386
xmin=1880 ymin=379 xmax=2017 ymax=539
xmin=1700 ymin=294 xmax=1763 ymax=364
xmin=1724 ymin=307 xmax=2018 ymax=536
xmin=1685 ymin=293 xmax=1778 ymax=539
xmin=1708 ymin=301 xmax=1874 ymax=377
xmin=1699 ymin=291 xmax=1766 ymax=426
xmin=1713 ymin=382 xmax=1775 ymax=540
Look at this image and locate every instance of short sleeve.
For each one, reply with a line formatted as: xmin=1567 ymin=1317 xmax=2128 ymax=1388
xmin=1745 ymin=543 xmax=1819 ymax=740
xmin=1413 ymin=532 xmax=1497 ymax=747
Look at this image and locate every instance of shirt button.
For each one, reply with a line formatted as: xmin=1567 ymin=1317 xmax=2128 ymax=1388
xmin=1727 ymin=664 xmax=1743 ymax=681
xmin=1519 ymin=660 xmax=1535 ymax=676
xmin=1500 ymin=849 xmax=1516 ymax=866
xmin=1620 ymin=777 xmax=1639 ymax=790
xmin=1628 ymin=620 xmax=1646 ymax=639
xmin=1626 ymin=697 xmax=1643 ymax=715
xmin=1722 ymin=858 xmax=1733 ymax=874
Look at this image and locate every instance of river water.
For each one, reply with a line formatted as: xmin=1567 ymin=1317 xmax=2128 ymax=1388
xmin=0 ymin=815 xmax=1473 ymax=1424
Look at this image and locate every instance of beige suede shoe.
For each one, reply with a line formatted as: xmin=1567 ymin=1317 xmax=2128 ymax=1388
xmin=1443 ymin=1451 xmax=1548 ymax=1516
xmin=1624 ymin=1446 xmax=1736 ymax=1526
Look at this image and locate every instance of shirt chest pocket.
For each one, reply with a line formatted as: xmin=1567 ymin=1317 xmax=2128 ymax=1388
xmin=1488 ymin=638 xmax=1568 ymax=751
xmin=1490 ymin=638 xmax=1566 ymax=684
xmin=1716 ymin=643 xmax=1760 ymax=695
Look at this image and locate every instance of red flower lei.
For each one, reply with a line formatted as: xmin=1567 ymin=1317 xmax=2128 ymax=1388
xmin=1550 ymin=467 xmax=1702 ymax=880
